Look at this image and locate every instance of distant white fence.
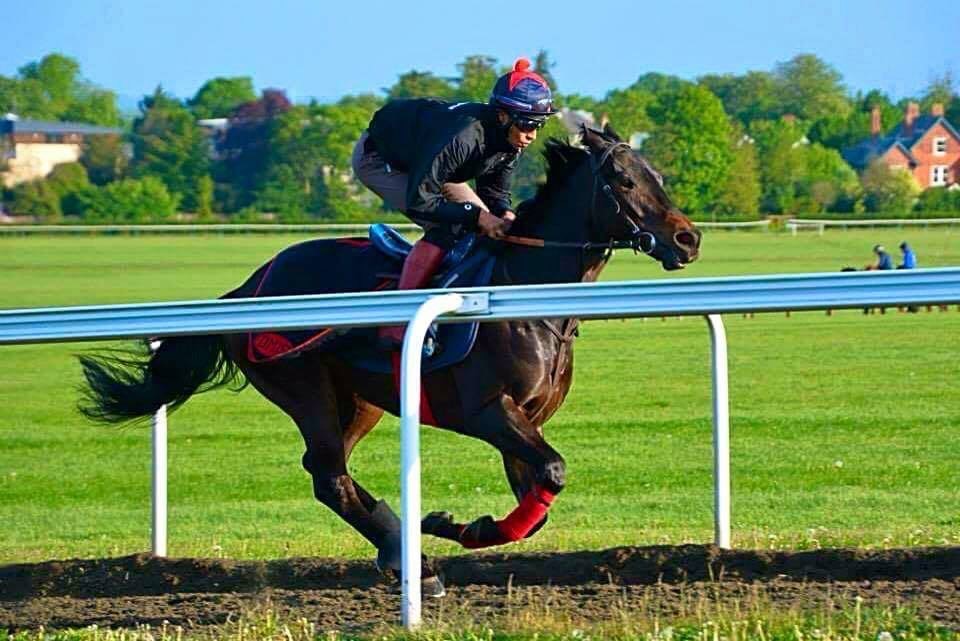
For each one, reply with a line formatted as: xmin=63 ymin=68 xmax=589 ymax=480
xmin=3 ymin=268 xmax=960 ymax=627
xmin=787 ymin=217 xmax=960 ymax=235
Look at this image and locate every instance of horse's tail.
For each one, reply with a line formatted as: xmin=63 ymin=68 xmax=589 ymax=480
xmin=78 ymin=335 xmax=245 ymax=424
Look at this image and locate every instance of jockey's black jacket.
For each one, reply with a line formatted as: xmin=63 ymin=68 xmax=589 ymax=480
xmin=366 ymin=99 xmax=519 ymax=226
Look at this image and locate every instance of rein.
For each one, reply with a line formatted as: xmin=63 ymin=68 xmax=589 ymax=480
xmin=501 ymin=141 xmax=656 ymax=256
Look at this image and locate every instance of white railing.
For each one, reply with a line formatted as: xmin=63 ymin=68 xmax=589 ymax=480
xmin=787 ymin=217 xmax=960 ymax=235
xmin=3 ymin=268 xmax=960 ymax=627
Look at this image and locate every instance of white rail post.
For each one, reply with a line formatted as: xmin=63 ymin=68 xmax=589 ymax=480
xmin=400 ymin=293 xmax=465 ymax=629
xmin=705 ymin=315 xmax=731 ymax=549
xmin=149 ymin=340 xmax=168 ymax=557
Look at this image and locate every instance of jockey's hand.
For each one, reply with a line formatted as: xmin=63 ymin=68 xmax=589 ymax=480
xmin=478 ymin=210 xmax=510 ymax=240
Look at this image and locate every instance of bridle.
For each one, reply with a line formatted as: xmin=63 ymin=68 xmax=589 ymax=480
xmin=503 ymin=141 xmax=657 ymax=257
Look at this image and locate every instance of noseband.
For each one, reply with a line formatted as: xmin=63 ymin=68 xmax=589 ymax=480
xmin=503 ymin=141 xmax=657 ymax=256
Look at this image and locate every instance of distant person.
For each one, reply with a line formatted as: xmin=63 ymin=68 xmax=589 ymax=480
xmin=898 ymin=241 xmax=917 ymax=269
xmin=868 ymin=244 xmax=893 ymax=271
xmin=898 ymin=241 xmax=918 ymax=313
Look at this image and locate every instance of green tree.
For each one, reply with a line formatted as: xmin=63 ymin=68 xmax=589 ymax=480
xmin=860 ymin=160 xmax=919 ymax=213
xmin=386 ymin=71 xmax=455 ymax=100
xmin=643 ymin=85 xmax=734 ymax=215
xmin=562 ymin=93 xmax=601 ymax=114
xmin=81 ymin=135 xmax=128 ymax=185
xmin=599 ymin=87 xmax=655 ymax=140
xmin=131 ymin=87 xmax=211 ymax=211
xmin=920 ymin=72 xmax=955 ymax=113
xmin=4 ymin=53 xmax=122 ymax=126
xmin=796 ymin=143 xmax=860 ymax=212
xmin=313 ymin=94 xmax=383 ymax=168
xmin=808 ymin=90 xmax=901 ymax=151
xmin=632 ymin=72 xmax=689 ymax=97
xmin=61 ymin=87 xmax=122 ymax=126
xmin=455 ymin=55 xmax=498 ymax=103
xmin=715 ymin=137 xmax=761 ymax=217
xmin=188 ymin=77 xmax=257 ymax=119
xmin=698 ymin=71 xmax=780 ymax=124
xmin=18 ymin=53 xmax=80 ymax=117
xmin=749 ymin=118 xmax=808 ymax=212
xmin=774 ymin=54 xmax=851 ymax=121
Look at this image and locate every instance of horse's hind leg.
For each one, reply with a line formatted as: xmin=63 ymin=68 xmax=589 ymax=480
xmin=423 ymin=394 xmax=564 ymax=549
xmin=230 ymin=348 xmax=439 ymax=590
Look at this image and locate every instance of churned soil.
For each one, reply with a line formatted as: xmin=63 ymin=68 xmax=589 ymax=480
xmin=2 ymin=545 xmax=960 ymax=631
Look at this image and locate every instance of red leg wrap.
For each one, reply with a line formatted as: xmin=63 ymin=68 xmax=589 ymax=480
xmin=497 ymin=485 xmax=556 ymax=542
xmin=458 ymin=485 xmax=556 ymax=548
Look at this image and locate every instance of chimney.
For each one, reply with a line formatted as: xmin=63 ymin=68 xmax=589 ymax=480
xmin=781 ymin=113 xmax=797 ymax=124
xmin=904 ymin=101 xmax=920 ymax=136
xmin=870 ymin=106 xmax=882 ymax=137
xmin=931 ymin=102 xmax=945 ymax=117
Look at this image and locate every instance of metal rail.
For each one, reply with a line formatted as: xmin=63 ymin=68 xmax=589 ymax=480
xmin=3 ymin=268 xmax=959 ymax=345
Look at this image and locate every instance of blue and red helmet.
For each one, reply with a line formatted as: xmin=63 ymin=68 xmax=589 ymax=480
xmin=489 ymin=58 xmax=556 ymax=117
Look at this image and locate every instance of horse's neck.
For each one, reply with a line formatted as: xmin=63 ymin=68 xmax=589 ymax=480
xmin=498 ymin=165 xmax=609 ymax=286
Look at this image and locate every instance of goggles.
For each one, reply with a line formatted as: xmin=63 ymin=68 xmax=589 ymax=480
xmin=510 ymin=114 xmax=547 ymax=133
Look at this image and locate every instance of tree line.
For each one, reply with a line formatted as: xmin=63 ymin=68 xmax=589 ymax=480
xmin=2 ymin=52 xmax=959 ymax=223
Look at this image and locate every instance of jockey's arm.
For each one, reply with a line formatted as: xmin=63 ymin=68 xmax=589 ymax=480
xmin=476 ymin=153 xmax=518 ymax=221
xmin=406 ymin=138 xmax=482 ymax=227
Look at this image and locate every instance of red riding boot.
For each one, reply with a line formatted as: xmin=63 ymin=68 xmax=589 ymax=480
xmin=378 ymin=239 xmax=447 ymax=349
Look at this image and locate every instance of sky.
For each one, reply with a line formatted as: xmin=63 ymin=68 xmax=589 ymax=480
xmin=3 ymin=0 xmax=958 ymax=107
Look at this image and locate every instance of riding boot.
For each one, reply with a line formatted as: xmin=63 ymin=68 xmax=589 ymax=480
xmin=378 ymin=239 xmax=446 ymax=349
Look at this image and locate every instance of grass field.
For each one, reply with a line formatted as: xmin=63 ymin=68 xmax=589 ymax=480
xmin=1 ymin=228 xmax=959 ymax=564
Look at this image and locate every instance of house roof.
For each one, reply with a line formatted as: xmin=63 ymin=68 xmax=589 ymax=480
xmin=843 ymin=114 xmax=960 ymax=170
xmin=0 ymin=115 xmax=122 ymax=137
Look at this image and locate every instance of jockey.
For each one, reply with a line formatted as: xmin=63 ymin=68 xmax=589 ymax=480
xmin=352 ymin=57 xmax=556 ymax=348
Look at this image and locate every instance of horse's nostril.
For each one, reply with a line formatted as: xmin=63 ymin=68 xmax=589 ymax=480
xmin=675 ymin=230 xmax=698 ymax=249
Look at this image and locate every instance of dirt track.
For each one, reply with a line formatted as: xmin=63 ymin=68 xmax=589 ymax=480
xmin=2 ymin=545 xmax=960 ymax=631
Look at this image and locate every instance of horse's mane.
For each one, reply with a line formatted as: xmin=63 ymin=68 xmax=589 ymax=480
xmin=516 ymin=139 xmax=590 ymax=220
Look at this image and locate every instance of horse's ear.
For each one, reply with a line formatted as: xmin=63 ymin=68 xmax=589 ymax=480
xmin=580 ymin=125 xmax=605 ymax=150
xmin=603 ymin=122 xmax=623 ymax=142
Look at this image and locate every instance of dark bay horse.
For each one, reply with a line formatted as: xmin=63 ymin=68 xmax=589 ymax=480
xmin=79 ymin=125 xmax=701 ymax=592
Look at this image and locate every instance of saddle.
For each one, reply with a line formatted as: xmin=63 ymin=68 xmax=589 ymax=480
xmin=245 ymin=224 xmax=496 ymax=373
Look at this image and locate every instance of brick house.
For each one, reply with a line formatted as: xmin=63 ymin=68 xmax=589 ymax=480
xmin=843 ymin=103 xmax=960 ymax=189
xmin=0 ymin=114 xmax=123 ymax=188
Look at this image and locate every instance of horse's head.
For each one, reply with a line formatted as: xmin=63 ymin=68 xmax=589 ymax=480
xmin=581 ymin=125 xmax=701 ymax=270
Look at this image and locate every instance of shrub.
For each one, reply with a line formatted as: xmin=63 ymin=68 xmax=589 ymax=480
xmin=76 ymin=176 xmax=179 ymax=222
xmin=9 ymin=180 xmax=62 ymax=221
xmin=915 ymin=186 xmax=960 ymax=213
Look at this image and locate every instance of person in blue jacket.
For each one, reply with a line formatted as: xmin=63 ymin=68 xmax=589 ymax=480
xmin=898 ymin=241 xmax=917 ymax=269
xmin=871 ymin=245 xmax=893 ymax=270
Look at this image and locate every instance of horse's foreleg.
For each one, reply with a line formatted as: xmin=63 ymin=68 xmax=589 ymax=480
xmin=422 ymin=394 xmax=564 ymax=549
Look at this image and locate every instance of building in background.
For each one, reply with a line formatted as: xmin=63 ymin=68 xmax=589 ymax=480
xmin=0 ymin=114 xmax=123 ymax=188
xmin=843 ymin=103 xmax=960 ymax=189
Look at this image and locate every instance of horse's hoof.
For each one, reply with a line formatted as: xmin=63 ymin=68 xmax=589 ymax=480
xmin=423 ymin=574 xmax=446 ymax=598
xmin=422 ymin=511 xmax=462 ymax=540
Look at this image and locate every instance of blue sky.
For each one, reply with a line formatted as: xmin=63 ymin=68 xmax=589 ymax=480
xmin=3 ymin=0 xmax=958 ymax=106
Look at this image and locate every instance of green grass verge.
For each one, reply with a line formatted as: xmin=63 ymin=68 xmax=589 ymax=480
xmin=0 ymin=229 xmax=959 ymax=562
xmin=4 ymin=601 xmax=959 ymax=641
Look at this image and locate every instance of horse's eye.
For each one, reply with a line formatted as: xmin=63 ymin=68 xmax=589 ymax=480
xmin=617 ymin=174 xmax=635 ymax=189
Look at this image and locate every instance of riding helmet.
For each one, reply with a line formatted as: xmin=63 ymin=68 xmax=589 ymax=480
xmin=489 ymin=58 xmax=557 ymax=117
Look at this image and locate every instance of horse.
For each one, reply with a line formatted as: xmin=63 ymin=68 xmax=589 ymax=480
xmin=78 ymin=125 xmax=702 ymax=595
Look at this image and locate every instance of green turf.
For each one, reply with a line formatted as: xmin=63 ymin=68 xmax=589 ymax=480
xmin=0 ymin=228 xmax=959 ymax=563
